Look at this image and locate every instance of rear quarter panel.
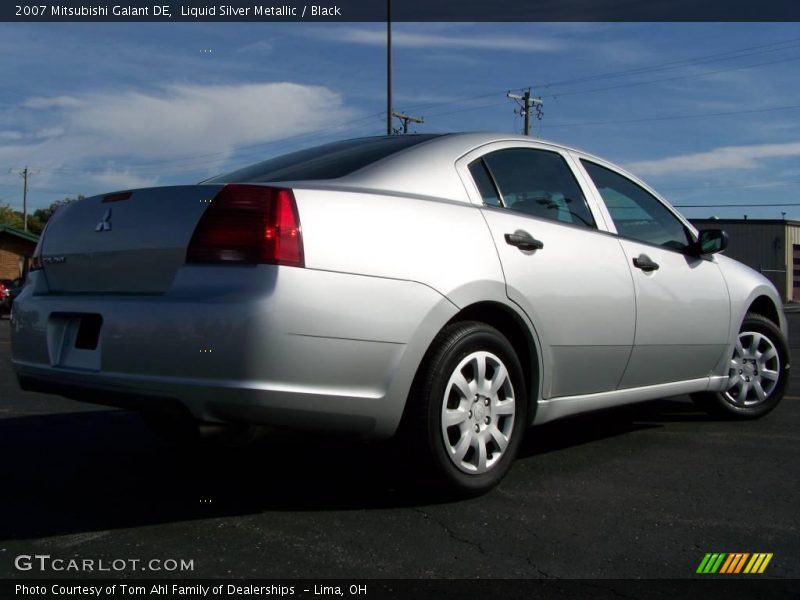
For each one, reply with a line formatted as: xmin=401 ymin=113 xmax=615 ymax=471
xmin=292 ymin=187 xmax=537 ymax=430
xmin=293 ymin=187 xmax=507 ymax=308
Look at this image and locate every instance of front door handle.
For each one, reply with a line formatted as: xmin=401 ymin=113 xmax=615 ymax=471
xmin=504 ymin=231 xmax=544 ymax=251
xmin=632 ymin=254 xmax=659 ymax=272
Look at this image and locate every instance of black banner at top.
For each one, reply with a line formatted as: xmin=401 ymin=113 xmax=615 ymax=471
xmin=3 ymin=0 xmax=800 ymax=22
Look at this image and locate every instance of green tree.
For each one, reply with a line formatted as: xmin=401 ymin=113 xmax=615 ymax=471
xmin=32 ymin=195 xmax=83 ymax=224
xmin=0 ymin=204 xmax=24 ymax=229
xmin=0 ymin=195 xmax=83 ymax=233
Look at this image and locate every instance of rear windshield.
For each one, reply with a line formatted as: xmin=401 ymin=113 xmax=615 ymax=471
xmin=205 ymin=135 xmax=443 ymax=183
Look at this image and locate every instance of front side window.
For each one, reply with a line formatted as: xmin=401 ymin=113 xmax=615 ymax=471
xmin=581 ymin=160 xmax=691 ymax=251
xmin=472 ymin=148 xmax=596 ymax=228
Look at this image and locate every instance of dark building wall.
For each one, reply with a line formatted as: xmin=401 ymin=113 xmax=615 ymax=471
xmin=0 ymin=248 xmax=22 ymax=279
xmin=0 ymin=234 xmax=37 ymax=280
xmin=691 ymin=219 xmax=791 ymax=301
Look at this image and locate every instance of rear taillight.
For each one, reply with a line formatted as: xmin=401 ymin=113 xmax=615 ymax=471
xmin=186 ymin=184 xmax=304 ymax=267
xmin=29 ymin=225 xmax=47 ymax=272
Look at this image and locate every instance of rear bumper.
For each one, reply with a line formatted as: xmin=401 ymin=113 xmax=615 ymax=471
xmin=10 ymin=265 xmax=457 ymax=438
xmin=14 ymin=368 xmax=381 ymax=434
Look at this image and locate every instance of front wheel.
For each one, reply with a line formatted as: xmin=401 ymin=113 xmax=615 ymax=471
xmin=692 ymin=313 xmax=790 ymax=419
xmin=400 ymin=321 xmax=528 ymax=496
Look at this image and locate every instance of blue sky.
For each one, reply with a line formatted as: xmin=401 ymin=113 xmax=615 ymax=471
xmin=0 ymin=21 xmax=799 ymax=219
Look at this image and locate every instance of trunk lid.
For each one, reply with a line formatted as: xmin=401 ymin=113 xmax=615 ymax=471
xmin=40 ymin=184 xmax=224 ymax=293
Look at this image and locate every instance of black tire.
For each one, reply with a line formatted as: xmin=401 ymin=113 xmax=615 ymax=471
xmin=692 ymin=313 xmax=790 ymax=419
xmin=399 ymin=321 xmax=528 ymax=496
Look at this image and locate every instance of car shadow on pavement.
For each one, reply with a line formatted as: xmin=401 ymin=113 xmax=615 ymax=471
xmin=0 ymin=397 xmax=711 ymax=540
xmin=515 ymin=396 xmax=714 ymax=459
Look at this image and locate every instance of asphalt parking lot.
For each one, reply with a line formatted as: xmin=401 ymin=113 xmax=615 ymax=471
xmin=0 ymin=314 xmax=798 ymax=581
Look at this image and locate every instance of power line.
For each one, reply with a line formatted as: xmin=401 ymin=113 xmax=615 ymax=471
xmin=424 ymin=100 xmax=510 ymax=119
xmin=396 ymin=36 xmax=800 ymax=115
xmin=539 ymin=38 xmax=800 ymax=89
xmin=9 ymin=167 xmax=34 ymax=230
xmin=396 ymin=90 xmax=509 ymax=118
xmin=0 ymin=189 xmax=82 ymax=197
xmin=540 ymin=54 xmax=800 ymax=99
xmin=545 ymin=103 xmax=800 ymax=128
xmin=391 ymin=112 xmax=424 ymax=134
xmin=662 ymin=180 xmax=800 ymax=192
xmin=391 ymin=45 xmax=800 ymax=139
xmin=422 ymin=55 xmax=800 ymax=128
xmin=507 ymin=89 xmax=543 ymax=136
xmin=0 ymin=181 xmax=79 ymax=194
xmin=407 ymin=60 xmax=800 ymax=124
xmin=6 ymin=39 xmax=800 ymax=179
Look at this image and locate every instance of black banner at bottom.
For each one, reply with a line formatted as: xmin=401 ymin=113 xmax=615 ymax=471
xmin=4 ymin=579 xmax=800 ymax=600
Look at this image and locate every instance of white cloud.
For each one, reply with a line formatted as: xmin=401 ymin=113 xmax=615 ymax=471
xmin=67 ymin=82 xmax=355 ymax=158
xmin=312 ymin=27 xmax=563 ymax=52
xmin=23 ymin=95 xmax=84 ymax=109
xmin=235 ymin=40 xmax=274 ymax=54
xmin=90 ymin=169 xmax=158 ymax=190
xmin=3 ymin=82 xmax=356 ymax=168
xmin=35 ymin=127 xmax=65 ymax=139
xmin=0 ymin=130 xmax=23 ymax=141
xmin=627 ymin=141 xmax=800 ymax=176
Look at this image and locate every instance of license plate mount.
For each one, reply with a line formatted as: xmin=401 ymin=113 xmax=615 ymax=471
xmin=47 ymin=313 xmax=103 ymax=370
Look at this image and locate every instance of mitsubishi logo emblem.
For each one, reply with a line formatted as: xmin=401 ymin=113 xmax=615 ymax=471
xmin=96 ymin=208 xmax=112 ymax=232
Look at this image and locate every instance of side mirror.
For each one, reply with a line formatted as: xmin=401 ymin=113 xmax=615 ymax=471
xmin=694 ymin=229 xmax=728 ymax=255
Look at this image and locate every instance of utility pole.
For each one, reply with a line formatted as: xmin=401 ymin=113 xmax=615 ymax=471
xmin=507 ymin=88 xmax=544 ymax=136
xmin=12 ymin=166 xmax=30 ymax=231
xmin=386 ymin=0 xmax=392 ymax=135
xmin=391 ymin=112 xmax=424 ymax=134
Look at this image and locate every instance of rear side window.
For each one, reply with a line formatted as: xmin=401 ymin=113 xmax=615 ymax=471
xmin=581 ymin=160 xmax=691 ymax=251
xmin=468 ymin=160 xmax=502 ymax=207
xmin=477 ymin=148 xmax=596 ymax=228
xmin=206 ymin=135 xmax=443 ymax=183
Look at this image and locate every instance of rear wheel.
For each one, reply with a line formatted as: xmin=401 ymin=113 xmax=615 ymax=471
xmin=401 ymin=321 xmax=527 ymax=496
xmin=692 ymin=313 xmax=789 ymax=419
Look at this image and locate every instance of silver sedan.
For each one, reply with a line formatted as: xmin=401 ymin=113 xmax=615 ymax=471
xmin=10 ymin=133 xmax=790 ymax=495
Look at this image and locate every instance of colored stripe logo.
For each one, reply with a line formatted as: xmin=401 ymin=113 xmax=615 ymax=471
xmin=696 ymin=553 xmax=773 ymax=574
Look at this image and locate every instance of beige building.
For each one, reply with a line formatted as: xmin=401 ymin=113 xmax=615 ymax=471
xmin=691 ymin=218 xmax=800 ymax=302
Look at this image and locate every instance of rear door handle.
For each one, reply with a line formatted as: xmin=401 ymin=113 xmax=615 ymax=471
xmin=632 ymin=254 xmax=659 ymax=272
xmin=504 ymin=231 xmax=544 ymax=251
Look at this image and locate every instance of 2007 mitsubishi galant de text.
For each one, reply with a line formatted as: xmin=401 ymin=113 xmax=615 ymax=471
xmin=10 ymin=133 xmax=790 ymax=495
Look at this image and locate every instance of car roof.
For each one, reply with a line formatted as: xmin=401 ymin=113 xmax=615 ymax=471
xmin=322 ymin=132 xmax=598 ymax=203
xmin=229 ymin=132 xmax=615 ymax=206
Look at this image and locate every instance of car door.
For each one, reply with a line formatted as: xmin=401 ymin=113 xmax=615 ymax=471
xmin=460 ymin=144 xmax=636 ymax=399
xmin=578 ymin=158 xmax=731 ymax=388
